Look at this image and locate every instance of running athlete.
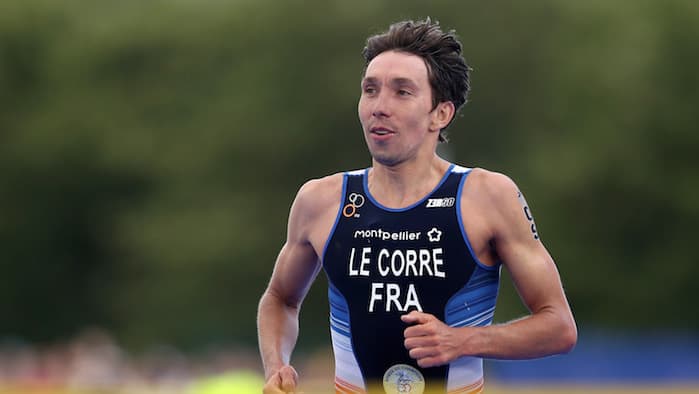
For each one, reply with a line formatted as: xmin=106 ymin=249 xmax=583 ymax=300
xmin=258 ymin=18 xmax=577 ymax=394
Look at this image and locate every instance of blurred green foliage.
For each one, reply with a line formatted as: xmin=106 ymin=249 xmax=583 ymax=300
xmin=1 ymin=0 xmax=697 ymax=352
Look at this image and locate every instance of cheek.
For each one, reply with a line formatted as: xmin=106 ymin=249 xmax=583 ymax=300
xmin=403 ymin=110 xmax=428 ymax=130
xmin=357 ymin=98 xmax=369 ymax=121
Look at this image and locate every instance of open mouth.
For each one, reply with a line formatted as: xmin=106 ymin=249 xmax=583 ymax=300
xmin=370 ymin=127 xmax=394 ymax=136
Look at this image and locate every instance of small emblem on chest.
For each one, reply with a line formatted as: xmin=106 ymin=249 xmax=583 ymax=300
xmin=343 ymin=192 xmax=365 ymax=218
xmin=427 ymin=227 xmax=442 ymax=242
xmin=426 ymin=197 xmax=455 ymax=208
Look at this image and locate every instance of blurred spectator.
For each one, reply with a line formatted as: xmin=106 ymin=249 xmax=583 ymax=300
xmin=0 ymin=328 xmax=263 ymax=393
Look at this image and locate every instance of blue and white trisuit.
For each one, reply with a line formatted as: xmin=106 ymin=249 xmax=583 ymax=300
xmin=322 ymin=164 xmax=501 ymax=394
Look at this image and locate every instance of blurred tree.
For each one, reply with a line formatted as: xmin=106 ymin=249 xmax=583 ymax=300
xmin=0 ymin=0 xmax=697 ymax=351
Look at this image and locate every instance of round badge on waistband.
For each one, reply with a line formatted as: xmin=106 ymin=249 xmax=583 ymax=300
xmin=382 ymin=364 xmax=425 ymax=394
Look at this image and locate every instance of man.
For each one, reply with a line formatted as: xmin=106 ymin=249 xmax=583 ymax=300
xmin=258 ymin=18 xmax=577 ymax=394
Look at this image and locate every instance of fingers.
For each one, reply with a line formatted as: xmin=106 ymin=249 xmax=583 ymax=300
xmin=413 ymin=355 xmax=445 ymax=368
xmin=263 ymin=365 xmax=298 ymax=394
xmin=400 ymin=310 xmax=434 ymax=325
xmin=402 ymin=311 xmax=438 ymax=339
xmin=263 ymin=373 xmax=285 ymax=394
xmin=401 ymin=312 xmax=454 ymax=368
xmin=279 ymin=365 xmax=299 ymax=392
xmin=408 ymin=343 xmax=437 ymax=358
xmin=404 ymin=338 xmax=449 ymax=368
xmin=404 ymin=335 xmax=438 ymax=349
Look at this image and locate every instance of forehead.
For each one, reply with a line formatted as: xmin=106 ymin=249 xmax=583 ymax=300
xmin=363 ymin=50 xmax=429 ymax=85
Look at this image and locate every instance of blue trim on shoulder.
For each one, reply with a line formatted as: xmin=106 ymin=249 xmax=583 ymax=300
xmin=362 ymin=163 xmax=456 ymax=212
xmin=456 ymin=169 xmax=500 ymax=271
xmin=321 ymin=173 xmax=348 ymax=265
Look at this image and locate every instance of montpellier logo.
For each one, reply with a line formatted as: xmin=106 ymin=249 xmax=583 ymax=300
xmin=343 ymin=193 xmax=365 ymax=218
xmin=426 ymin=197 xmax=455 ymax=208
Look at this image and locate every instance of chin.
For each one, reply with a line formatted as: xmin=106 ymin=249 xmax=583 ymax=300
xmin=371 ymin=153 xmax=403 ymax=167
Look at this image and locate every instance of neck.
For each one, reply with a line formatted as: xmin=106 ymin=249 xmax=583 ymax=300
xmin=368 ymin=154 xmax=451 ymax=209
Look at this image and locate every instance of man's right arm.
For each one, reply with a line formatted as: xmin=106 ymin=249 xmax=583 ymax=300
xmin=257 ymin=176 xmax=340 ymax=393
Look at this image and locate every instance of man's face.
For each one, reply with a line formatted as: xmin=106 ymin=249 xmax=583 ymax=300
xmin=358 ymin=50 xmax=439 ymax=167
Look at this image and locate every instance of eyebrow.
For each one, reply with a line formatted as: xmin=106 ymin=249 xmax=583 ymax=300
xmin=361 ymin=76 xmax=419 ymax=89
xmin=361 ymin=76 xmax=378 ymax=86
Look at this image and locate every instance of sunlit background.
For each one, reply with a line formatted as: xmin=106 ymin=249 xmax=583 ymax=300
xmin=1 ymin=0 xmax=698 ymax=393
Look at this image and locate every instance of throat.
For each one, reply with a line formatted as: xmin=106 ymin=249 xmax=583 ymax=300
xmin=367 ymin=160 xmax=451 ymax=209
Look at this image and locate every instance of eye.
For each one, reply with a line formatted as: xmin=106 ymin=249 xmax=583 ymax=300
xmin=397 ymin=89 xmax=412 ymax=96
xmin=363 ymin=85 xmax=377 ymax=94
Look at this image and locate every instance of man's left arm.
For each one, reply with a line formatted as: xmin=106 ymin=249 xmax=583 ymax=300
xmin=403 ymin=172 xmax=577 ymax=366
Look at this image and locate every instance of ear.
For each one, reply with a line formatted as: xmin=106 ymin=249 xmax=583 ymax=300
xmin=429 ymin=101 xmax=455 ymax=132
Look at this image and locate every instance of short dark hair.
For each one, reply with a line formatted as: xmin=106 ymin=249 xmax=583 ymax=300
xmin=362 ymin=18 xmax=471 ymax=142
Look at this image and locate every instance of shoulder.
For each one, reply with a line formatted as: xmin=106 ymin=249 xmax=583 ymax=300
xmin=291 ymin=172 xmax=345 ymax=217
xmin=464 ymin=167 xmax=519 ymax=203
xmin=464 ymin=168 xmax=537 ymax=239
xmin=286 ymin=172 xmax=346 ymax=245
xmin=296 ymin=172 xmax=344 ymax=203
xmin=461 ymin=167 xmax=526 ymax=232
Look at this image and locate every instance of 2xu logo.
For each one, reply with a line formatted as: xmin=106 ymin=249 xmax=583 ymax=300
xmin=426 ymin=197 xmax=455 ymax=208
xmin=343 ymin=193 xmax=365 ymax=218
xmin=524 ymin=206 xmax=539 ymax=240
xmin=518 ymin=191 xmax=539 ymax=240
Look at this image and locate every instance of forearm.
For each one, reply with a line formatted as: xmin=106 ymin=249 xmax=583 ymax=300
xmin=465 ymin=307 xmax=577 ymax=360
xmin=257 ymin=290 xmax=301 ymax=378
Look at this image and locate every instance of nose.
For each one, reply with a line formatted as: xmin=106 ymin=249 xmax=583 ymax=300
xmin=371 ymin=91 xmax=390 ymax=118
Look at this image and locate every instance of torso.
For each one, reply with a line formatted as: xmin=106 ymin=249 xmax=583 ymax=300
xmin=312 ymin=164 xmax=499 ymax=393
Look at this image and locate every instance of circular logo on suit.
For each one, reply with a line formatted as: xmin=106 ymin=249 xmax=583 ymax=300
xmin=383 ymin=364 xmax=425 ymax=394
xmin=343 ymin=192 xmax=365 ymax=217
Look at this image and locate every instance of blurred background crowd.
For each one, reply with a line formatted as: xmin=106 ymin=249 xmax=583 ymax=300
xmin=0 ymin=328 xmax=264 ymax=393
xmin=1 ymin=0 xmax=698 ymax=392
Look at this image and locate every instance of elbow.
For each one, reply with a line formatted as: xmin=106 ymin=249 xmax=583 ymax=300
xmin=259 ymin=287 xmax=302 ymax=313
xmin=558 ymin=318 xmax=578 ymax=354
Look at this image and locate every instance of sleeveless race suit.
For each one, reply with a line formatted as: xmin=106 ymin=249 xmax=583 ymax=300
xmin=322 ymin=164 xmax=501 ymax=394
